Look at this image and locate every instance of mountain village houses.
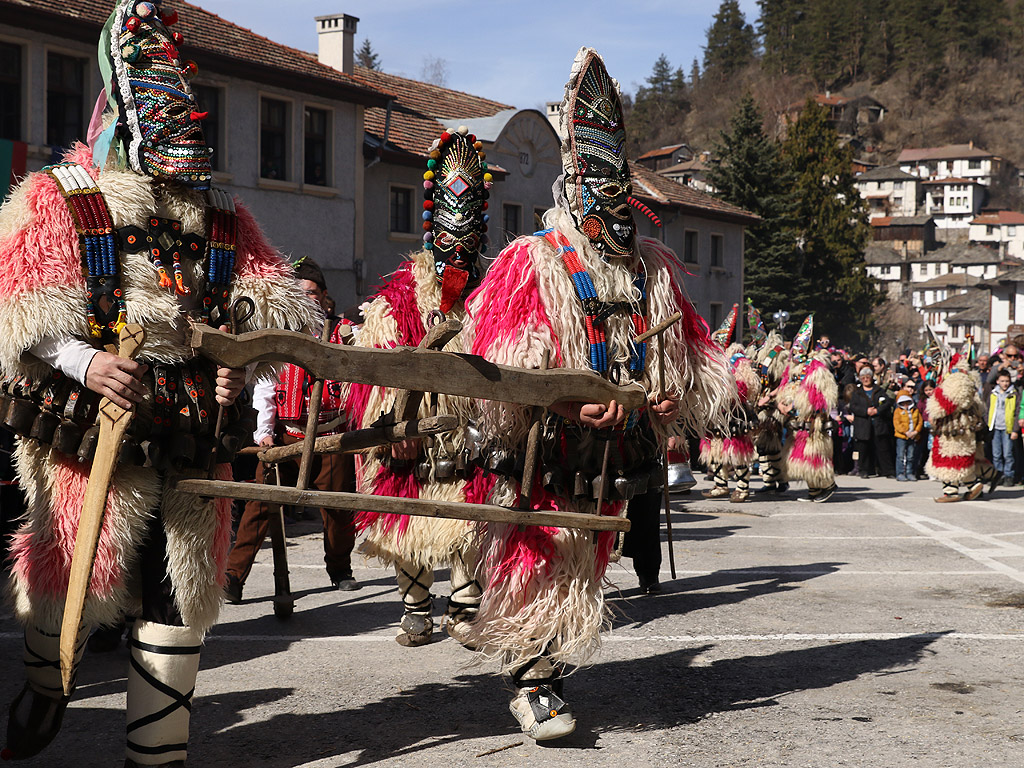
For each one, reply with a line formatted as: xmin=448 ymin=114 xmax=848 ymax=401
xmin=856 ymin=142 xmax=1024 ymax=351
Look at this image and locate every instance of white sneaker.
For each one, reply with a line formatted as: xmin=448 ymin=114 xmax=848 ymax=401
xmin=509 ymin=685 xmax=576 ymax=741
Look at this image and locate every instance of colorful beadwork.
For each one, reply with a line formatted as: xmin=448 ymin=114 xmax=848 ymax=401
xmin=45 ymin=162 xmax=128 ymax=341
xmin=539 ymin=229 xmax=647 ymax=378
xmin=109 ymin=0 xmax=212 ymax=188
xmin=422 ymin=126 xmax=491 ymax=312
xmin=561 ymin=49 xmax=635 ymax=258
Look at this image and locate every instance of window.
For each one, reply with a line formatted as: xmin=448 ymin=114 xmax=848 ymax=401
xmin=46 ymin=52 xmax=85 ymax=150
xmin=389 ymin=185 xmax=412 ymax=233
xmin=260 ymin=97 xmax=289 ymax=180
xmin=684 ymin=230 xmax=698 ymax=263
xmin=191 ymin=84 xmax=222 ymax=171
xmin=894 ymin=196 xmax=903 ymax=208
xmin=1009 ymin=226 xmax=1017 ymax=237
xmin=0 ymin=42 xmax=21 ymax=141
xmin=894 ymin=181 xmax=904 ymax=190
xmin=710 ymin=233 xmax=723 ymax=267
xmin=502 ymin=202 xmax=522 ymax=238
xmin=303 ymin=106 xmax=329 ymax=186
xmin=881 ymin=265 xmax=891 ymax=275
xmin=987 ymin=225 xmax=995 ymax=236
xmin=709 ymin=302 xmax=722 ymax=329
xmin=968 ymin=159 xmax=981 ymax=170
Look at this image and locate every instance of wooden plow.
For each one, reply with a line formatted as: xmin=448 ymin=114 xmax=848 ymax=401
xmin=176 ymin=317 xmax=641 ymax=616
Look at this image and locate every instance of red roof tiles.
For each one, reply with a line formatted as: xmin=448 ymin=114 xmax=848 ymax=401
xmin=637 ymin=144 xmax=689 ymax=160
xmin=898 ymin=144 xmax=994 ymax=162
xmin=971 ymin=211 xmax=1024 ymax=226
xmin=1 ymin=0 xmax=390 ymax=105
xmin=630 ymin=163 xmax=758 ymax=224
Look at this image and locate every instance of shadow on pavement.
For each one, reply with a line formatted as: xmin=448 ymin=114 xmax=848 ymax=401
xmin=2 ymin=631 xmax=944 ymax=766
xmin=609 ymin=562 xmax=845 ymax=628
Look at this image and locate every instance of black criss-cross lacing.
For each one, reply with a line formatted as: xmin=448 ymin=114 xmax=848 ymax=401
xmin=23 ymin=625 xmax=82 ymax=695
xmin=398 ymin=566 xmax=434 ymax=615
xmin=446 ymin=578 xmax=481 ymax=621
xmin=125 ymin=637 xmax=200 ymax=757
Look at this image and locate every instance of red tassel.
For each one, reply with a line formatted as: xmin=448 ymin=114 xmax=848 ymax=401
xmin=190 ymin=111 xmax=209 ymax=122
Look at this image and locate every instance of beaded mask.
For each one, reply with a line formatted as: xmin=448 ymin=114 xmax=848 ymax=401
xmin=109 ymin=0 xmax=212 ymax=188
xmin=559 ymin=47 xmax=635 ymax=258
xmin=422 ymin=127 xmax=492 ymax=313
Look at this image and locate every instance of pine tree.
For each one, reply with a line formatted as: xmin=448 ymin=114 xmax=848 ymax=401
xmin=782 ymin=99 xmax=877 ymax=347
xmin=758 ymin=0 xmax=808 ymax=75
xmin=356 ymin=38 xmax=381 ymax=70
xmin=628 ymin=56 xmax=690 ymax=154
xmin=703 ymin=0 xmax=756 ymax=82
xmin=707 ymin=96 xmax=809 ymax=319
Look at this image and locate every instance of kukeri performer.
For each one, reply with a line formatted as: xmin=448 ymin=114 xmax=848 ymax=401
xmin=747 ymin=305 xmax=790 ymax=494
xmin=0 ymin=2 xmax=316 ymax=764
xmin=700 ymin=309 xmax=761 ymax=503
xmin=778 ymin=318 xmax=839 ymax=503
xmin=463 ymin=47 xmax=732 ymax=740
xmin=345 ymin=127 xmax=495 ymax=647
xmin=925 ymin=360 xmax=992 ymax=502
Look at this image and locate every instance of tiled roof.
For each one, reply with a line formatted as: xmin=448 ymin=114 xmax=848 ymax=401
xmin=913 ymin=273 xmax=980 ymax=288
xmin=638 ymin=144 xmax=689 ymax=160
xmin=899 ymin=144 xmax=994 ymax=162
xmin=981 ymin=265 xmax=1024 ymax=285
xmin=856 ymin=165 xmax=918 ymax=182
xmin=661 ymin=158 xmax=709 ymax=175
xmin=946 ymin=304 xmax=989 ymax=324
xmin=971 ymin=211 xmax=1024 ymax=226
xmin=630 ymin=164 xmax=758 ymax=224
xmin=864 ymin=245 xmax=904 ymax=265
xmin=922 ymin=289 xmax=986 ymax=312
xmin=1 ymin=0 xmax=390 ymax=105
xmin=356 ymin=65 xmax=513 ymax=160
xmin=921 ymin=177 xmax=979 ymax=185
xmin=871 ymin=215 xmax=934 ymax=227
xmin=916 ymin=243 xmax=1003 ymax=265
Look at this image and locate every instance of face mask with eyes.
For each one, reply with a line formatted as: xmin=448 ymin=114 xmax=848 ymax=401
xmin=560 ymin=48 xmax=635 ymax=257
xmin=422 ymin=127 xmax=492 ymax=313
xmin=108 ymin=0 xmax=212 ymax=188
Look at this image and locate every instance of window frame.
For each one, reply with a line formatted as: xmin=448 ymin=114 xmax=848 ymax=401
xmin=388 ymin=182 xmax=416 ymax=237
xmin=502 ymin=201 xmax=522 ymax=240
xmin=709 ymin=232 xmax=724 ymax=268
xmin=258 ymin=94 xmax=292 ymax=182
xmin=302 ymin=103 xmax=332 ymax=188
xmin=0 ymin=39 xmax=24 ymax=142
xmin=683 ymin=229 xmax=699 ymax=264
xmin=191 ymin=81 xmax=226 ymax=173
xmin=44 ymin=48 xmax=87 ymax=151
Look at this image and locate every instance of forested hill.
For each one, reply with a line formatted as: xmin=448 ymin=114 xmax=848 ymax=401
xmin=627 ymin=0 xmax=1024 ymax=171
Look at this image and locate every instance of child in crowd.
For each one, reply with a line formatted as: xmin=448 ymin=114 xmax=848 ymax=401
xmin=894 ymin=393 xmax=923 ymax=481
xmin=987 ymin=369 xmax=1019 ymax=484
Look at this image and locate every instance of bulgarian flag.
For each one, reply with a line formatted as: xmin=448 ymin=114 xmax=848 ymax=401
xmin=0 ymin=138 xmax=28 ymax=203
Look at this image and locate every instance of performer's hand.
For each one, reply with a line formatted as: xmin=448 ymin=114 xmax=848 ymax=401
xmin=215 ymin=367 xmax=246 ymax=406
xmin=259 ymin=436 xmax=274 ymax=448
xmin=579 ymin=400 xmax=626 ymax=429
xmin=392 ymin=438 xmax=419 ymax=460
xmin=651 ymin=397 xmax=679 ymax=425
xmin=757 ymin=394 xmax=771 ymax=407
xmin=85 ymin=351 xmax=149 ymax=410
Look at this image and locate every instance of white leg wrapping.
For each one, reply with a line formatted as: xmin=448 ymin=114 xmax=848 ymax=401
xmin=446 ymin=547 xmax=481 ymax=621
xmin=125 ymin=621 xmax=201 ymax=766
xmin=395 ymin=561 xmax=434 ymax=640
xmin=23 ymin=622 xmax=85 ymax=699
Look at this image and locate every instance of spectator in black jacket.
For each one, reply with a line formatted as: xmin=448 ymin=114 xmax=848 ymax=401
xmin=850 ymin=367 xmax=896 ymax=478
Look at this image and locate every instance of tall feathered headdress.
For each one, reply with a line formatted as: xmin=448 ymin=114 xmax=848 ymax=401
xmin=746 ymin=298 xmax=766 ymax=346
xmin=791 ymin=314 xmax=814 ymax=361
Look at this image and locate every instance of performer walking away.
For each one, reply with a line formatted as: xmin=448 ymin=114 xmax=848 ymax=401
xmin=464 ymin=47 xmax=732 ymax=740
xmin=926 ymin=365 xmax=988 ymax=502
xmin=779 ymin=318 xmax=839 ymax=502
xmin=345 ymin=127 xmax=494 ymax=647
xmin=750 ymin=329 xmax=789 ymax=494
xmin=225 ymin=257 xmax=357 ymax=602
xmin=0 ymin=3 xmax=316 ymax=764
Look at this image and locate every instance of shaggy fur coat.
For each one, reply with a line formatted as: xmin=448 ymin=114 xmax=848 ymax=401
xmin=461 ymin=210 xmax=732 ymax=669
xmin=347 ymin=251 xmax=491 ymax=571
xmin=782 ymin=356 xmax=838 ymax=489
xmin=0 ymin=145 xmax=316 ymax=634
xmin=925 ymin=371 xmax=984 ymax=485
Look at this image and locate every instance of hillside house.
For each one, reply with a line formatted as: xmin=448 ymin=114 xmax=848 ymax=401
xmin=870 ymin=215 xmax=936 ymax=256
xmin=660 ymin=152 xmax=714 ymax=193
xmin=898 ymin=144 xmax=1001 ymax=187
xmin=855 ymin=165 xmax=921 ymax=220
xmin=637 ymin=143 xmax=693 ymax=172
xmin=969 ymin=211 xmax=1024 ymax=259
xmin=982 ymin=265 xmax=1024 ymax=347
xmin=864 ymin=244 xmax=907 ymax=299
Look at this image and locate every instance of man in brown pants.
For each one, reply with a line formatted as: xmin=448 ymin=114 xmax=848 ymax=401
xmin=225 ymin=258 xmax=357 ymax=601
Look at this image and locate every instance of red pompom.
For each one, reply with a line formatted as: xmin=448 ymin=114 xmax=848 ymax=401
xmin=182 ymin=60 xmax=198 ymax=78
xmin=172 ymin=32 xmax=184 ymax=45
xmin=422 ymin=222 xmax=432 ymax=231
xmin=440 ymin=132 xmax=451 ymax=143
xmin=162 ymin=10 xmax=178 ymax=24
xmin=468 ymin=134 xmax=476 ymax=143
xmin=423 ymin=200 xmax=434 ymax=210
xmin=482 ymin=201 xmax=488 ymax=211
xmin=126 ymin=16 xmax=140 ymax=32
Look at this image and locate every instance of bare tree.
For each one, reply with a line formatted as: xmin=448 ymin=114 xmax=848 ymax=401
xmin=420 ymin=56 xmax=449 ymax=87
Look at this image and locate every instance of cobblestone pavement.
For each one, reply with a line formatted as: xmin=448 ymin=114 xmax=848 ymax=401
xmin=2 ymin=475 xmax=1024 ymax=767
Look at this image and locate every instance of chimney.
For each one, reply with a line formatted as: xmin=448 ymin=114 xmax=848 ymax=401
xmin=315 ymin=13 xmax=359 ymax=75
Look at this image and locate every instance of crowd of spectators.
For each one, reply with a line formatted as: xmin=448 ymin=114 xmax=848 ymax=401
xmin=827 ymin=340 xmax=1024 ymax=485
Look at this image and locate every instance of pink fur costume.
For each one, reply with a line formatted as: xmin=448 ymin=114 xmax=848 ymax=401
xmin=461 ymin=222 xmax=732 ymax=669
xmin=781 ymin=356 xmax=838 ymax=490
xmin=0 ymin=145 xmax=316 ymax=634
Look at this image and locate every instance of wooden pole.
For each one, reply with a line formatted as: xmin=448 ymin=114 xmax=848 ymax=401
xmin=518 ymin=349 xmax=551 ymax=510
xmin=658 ymin=333 xmax=678 ymax=580
xmin=296 ymin=318 xmax=333 ymax=492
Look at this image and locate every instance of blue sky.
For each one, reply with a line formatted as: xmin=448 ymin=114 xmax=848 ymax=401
xmin=194 ymin=0 xmax=762 ymax=109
